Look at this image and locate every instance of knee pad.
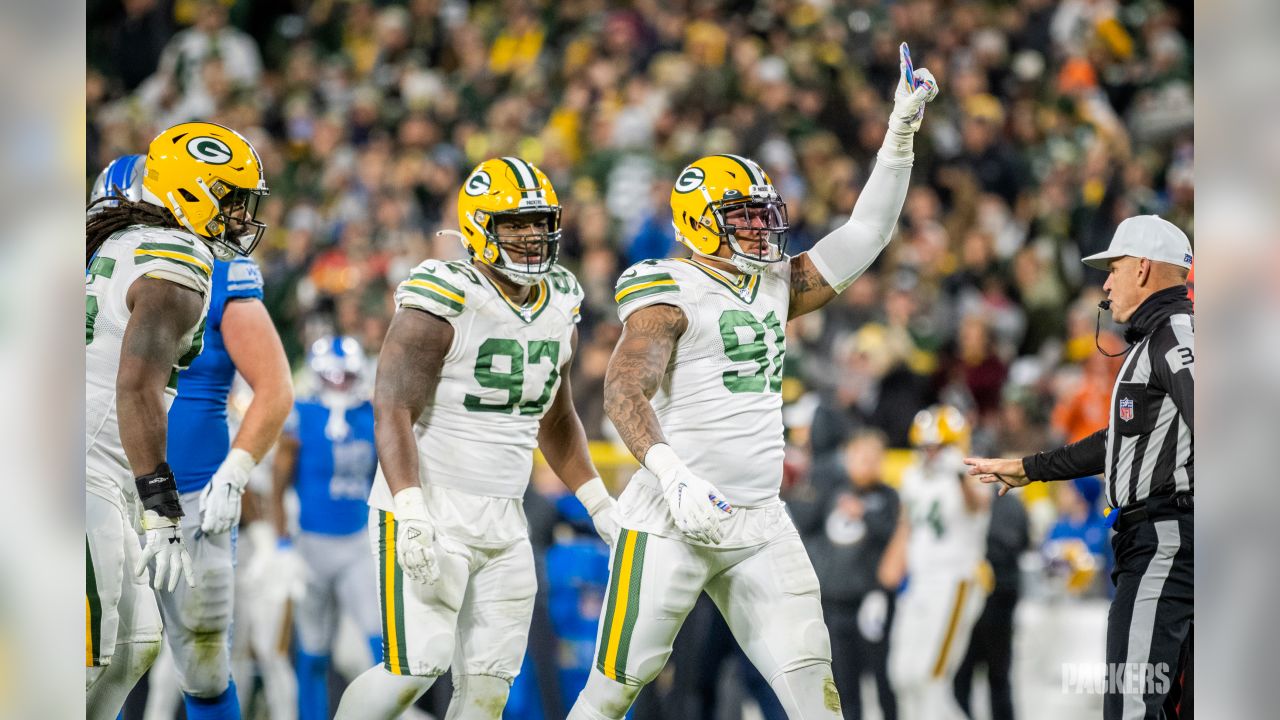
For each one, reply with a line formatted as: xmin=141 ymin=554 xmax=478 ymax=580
xmin=445 ymin=674 xmax=512 ymax=720
xmin=769 ymin=662 xmax=842 ymax=719
xmin=172 ymin=628 xmax=233 ymax=697
xmin=573 ymin=667 xmax=643 ymax=720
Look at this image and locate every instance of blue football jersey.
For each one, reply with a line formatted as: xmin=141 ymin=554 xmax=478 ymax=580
xmin=167 ymin=257 xmax=265 ymax=494
xmin=287 ymin=399 xmax=377 ymax=536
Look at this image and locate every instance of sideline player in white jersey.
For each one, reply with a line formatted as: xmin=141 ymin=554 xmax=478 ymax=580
xmin=568 ymin=45 xmax=939 ymax=720
xmin=85 ymin=121 xmax=270 ymax=720
xmin=334 ymin=157 xmax=619 ymax=719
xmin=881 ymin=406 xmax=993 ymax=720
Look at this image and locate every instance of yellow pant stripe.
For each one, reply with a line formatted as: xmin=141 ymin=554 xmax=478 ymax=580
xmin=932 ymin=579 xmax=969 ymax=678
xmin=602 ymin=530 xmax=638 ymax=677
xmin=384 ymin=514 xmax=403 ymax=674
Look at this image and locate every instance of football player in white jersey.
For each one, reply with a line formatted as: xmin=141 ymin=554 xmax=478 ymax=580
xmin=567 ymin=45 xmax=938 ymax=720
xmin=85 ymin=121 xmax=269 ymax=720
xmin=334 ymin=157 xmax=619 ymax=720
xmin=882 ymin=406 xmax=993 ymax=720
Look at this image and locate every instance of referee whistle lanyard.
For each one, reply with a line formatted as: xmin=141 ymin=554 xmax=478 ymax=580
xmin=1095 ymin=300 xmax=1133 ymax=358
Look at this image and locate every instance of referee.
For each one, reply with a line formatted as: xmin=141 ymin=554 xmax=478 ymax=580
xmin=965 ymin=215 xmax=1194 ymax=720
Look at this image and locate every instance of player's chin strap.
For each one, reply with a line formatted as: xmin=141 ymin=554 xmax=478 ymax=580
xmin=1095 ymin=300 xmax=1133 ymax=358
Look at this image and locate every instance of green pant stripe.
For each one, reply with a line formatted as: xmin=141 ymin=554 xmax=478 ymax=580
xmin=612 ymin=531 xmax=648 ymax=676
xmin=378 ymin=511 xmax=411 ymax=673
xmin=86 ymin=537 xmax=102 ymax=666
xmin=378 ymin=512 xmax=392 ymax=669
xmin=595 ymin=528 xmax=630 ymax=671
xmin=392 ymin=544 xmax=408 ymax=673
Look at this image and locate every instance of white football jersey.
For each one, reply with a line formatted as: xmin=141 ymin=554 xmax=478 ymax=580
xmin=616 ymin=257 xmax=791 ymax=507
xmin=368 ymin=259 xmax=583 ymax=511
xmin=85 ymin=225 xmax=214 ymax=507
xmin=899 ymin=446 xmax=990 ymax=579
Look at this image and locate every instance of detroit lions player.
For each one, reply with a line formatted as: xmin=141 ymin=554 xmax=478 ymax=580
xmin=272 ymin=336 xmax=382 ymax=720
xmin=568 ymin=46 xmax=938 ymax=720
xmin=85 ymin=124 xmax=272 ymax=720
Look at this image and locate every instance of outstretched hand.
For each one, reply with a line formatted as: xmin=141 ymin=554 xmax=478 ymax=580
xmin=963 ymin=456 xmax=1029 ymax=496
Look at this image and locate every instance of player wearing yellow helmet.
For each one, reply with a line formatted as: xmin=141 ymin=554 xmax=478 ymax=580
xmin=881 ymin=405 xmax=993 ymax=720
xmin=570 ymin=44 xmax=939 ymax=720
xmin=334 ymin=158 xmax=618 ymax=720
xmin=85 ymin=122 xmax=269 ymax=720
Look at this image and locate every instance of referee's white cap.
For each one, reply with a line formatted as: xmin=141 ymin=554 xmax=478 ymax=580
xmin=1082 ymin=215 xmax=1193 ymax=271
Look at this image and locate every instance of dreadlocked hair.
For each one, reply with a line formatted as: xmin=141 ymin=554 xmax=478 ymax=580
xmin=86 ymin=197 xmax=183 ymax=268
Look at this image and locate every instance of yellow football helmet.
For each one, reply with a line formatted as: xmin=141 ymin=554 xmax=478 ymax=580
xmin=909 ymin=404 xmax=970 ymax=449
xmin=141 ymin=121 xmax=269 ymax=258
xmin=456 ymin=157 xmax=561 ymax=286
xmin=669 ymin=154 xmax=788 ymax=274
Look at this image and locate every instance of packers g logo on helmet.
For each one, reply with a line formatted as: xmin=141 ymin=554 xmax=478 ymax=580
xmin=142 ymin=121 xmax=270 ymax=259
xmin=185 ymin=136 xmax=233 ymax=165
xmin=669 ymin=154 xmax=789 ymax=275
xmin=456 ymin=157 xmax=562 ymax=287
xmin=909 ymin=405 xmax=970 ymax=450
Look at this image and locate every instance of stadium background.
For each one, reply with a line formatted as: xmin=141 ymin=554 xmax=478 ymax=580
xmin=87 ymin=0 xmax=1192 ymax=718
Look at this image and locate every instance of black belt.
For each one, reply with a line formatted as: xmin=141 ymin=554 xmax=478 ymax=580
xmin=1112 ymin=492 xmax=1193 ymax=534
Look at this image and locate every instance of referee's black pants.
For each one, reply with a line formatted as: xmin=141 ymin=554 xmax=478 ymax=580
xmin=1105 ymin=494 xmax=1193 ymax=720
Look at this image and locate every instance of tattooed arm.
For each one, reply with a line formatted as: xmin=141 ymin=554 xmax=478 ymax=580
xmin=373 ymin=307 xmax=454 ymax=496
xmin=603 ymin=303 xmax=688 ymax=462
xmin=788 ymin=254 xmax=838 ymax=319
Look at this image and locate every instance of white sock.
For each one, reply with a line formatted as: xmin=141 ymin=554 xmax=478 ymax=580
xmin=334 ymin=665 xmax=435 ymax=720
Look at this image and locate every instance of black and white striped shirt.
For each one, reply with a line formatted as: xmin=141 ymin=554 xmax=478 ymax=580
xmin=1022 ymin=286 xmax=1194 ymax=509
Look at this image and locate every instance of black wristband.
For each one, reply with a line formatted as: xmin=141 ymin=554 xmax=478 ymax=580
xmin=135 ymin=463 xmax=184 ymax=519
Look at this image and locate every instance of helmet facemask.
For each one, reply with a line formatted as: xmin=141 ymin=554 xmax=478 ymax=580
xmin=476 ymin=207 xmax=562 ymax=287
xmin=205 ymin=179 xmax=269 ymax=259
xmin=700 ymin=189 xmax=789 ymax=275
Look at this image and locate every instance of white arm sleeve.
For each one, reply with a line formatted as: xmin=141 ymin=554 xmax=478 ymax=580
xmin=805 ymin=151 xmax=913 ymax=293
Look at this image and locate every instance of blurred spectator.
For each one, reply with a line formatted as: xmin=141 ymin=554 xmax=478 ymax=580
xmin=790 ymin=430 xmax=900 ymax=720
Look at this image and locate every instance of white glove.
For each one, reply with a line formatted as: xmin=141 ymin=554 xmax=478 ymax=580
xmin=883 ymin=43 xmax=940 ymax=158
xmin=393 ymin=487 xmax=441 ymax=585
xmin=269 ymin=539 xmax=309 ymax=603
xmin=857 ymin=589 xmax=889 ymax=642
xmin=575 ymin=477 xmax=620 ymax=547
xmin=200 ymin=448 xmax=256 ymax=534
xmin=136 ymin=510 xmax=195 ymax=593
xmin=645 ymin=444 xmax=734 ymax=545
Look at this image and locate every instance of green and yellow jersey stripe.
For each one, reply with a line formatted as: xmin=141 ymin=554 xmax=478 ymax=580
xmin=615 ymin=272 xmax=677 ymax=305
xmin=401 ymin=273 xmax=467 ymax=312
xmin=133 ymin=242 xmax=211 ymax=277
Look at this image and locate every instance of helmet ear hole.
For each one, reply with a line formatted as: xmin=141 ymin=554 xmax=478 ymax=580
xmin=178 ymin=188 xmax=199 ymax=203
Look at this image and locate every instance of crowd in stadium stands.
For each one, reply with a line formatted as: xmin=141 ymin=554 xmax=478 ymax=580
xmin=90 ymin=0 xmax=1190 ymax=715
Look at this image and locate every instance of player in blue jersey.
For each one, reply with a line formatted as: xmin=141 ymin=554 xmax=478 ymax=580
xmin=271 ymin=336 xmax=383 ymax=720
xmin=91 ymin=154 xmax=296 ymax=720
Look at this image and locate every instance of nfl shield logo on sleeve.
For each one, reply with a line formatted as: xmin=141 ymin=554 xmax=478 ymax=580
xmin=1119 ymin=397 xmax=1134 ymax=422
